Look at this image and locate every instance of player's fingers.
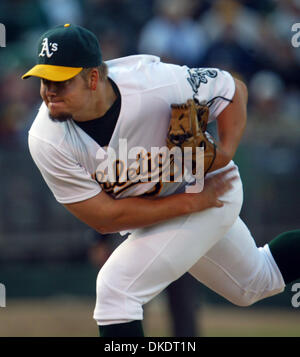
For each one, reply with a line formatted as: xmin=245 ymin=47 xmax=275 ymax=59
xmin=218 ymin=171 xmax=239 ymax=187
xmin=214 ymin=199 xmax=224 ymax=208
xmin=215 ymin=175 xmax=238 ymax=196
xmin=226 ymin=175 xmax=239 ymax=185
xmin=213 ymin=166 xmax=237 ymax=180
xmin=205 ymin=169 xmax=235 ymax=189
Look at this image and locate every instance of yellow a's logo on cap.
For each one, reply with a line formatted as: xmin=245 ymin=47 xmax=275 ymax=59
xmin=39 ymin=38 xmax=58 ymax=58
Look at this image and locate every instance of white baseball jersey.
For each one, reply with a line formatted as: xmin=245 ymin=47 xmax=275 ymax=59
xmin=27 ymin=55 xmax=286 ymax=326
xmin=28 ymin=55 xmax=235 ymax=204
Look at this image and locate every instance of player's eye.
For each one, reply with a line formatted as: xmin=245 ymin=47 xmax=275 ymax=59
xmin=41 ymin=79 xmax=50 ymax=85
xmin=63 ymin=78 xmax=74 ymax=86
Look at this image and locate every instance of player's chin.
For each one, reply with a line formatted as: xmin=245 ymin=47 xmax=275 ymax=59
xmin=48 ymin=108 xmax=73 ymax=122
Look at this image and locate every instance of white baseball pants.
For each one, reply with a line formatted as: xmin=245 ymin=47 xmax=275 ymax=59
xmin=93 ymin=163 xmax=285 ymax=325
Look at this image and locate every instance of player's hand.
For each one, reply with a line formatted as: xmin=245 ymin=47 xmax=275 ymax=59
xmin=202 ymin=167 xmax=238 ymax=208
xmin=184 ymin=167 xmax=238 ymax=213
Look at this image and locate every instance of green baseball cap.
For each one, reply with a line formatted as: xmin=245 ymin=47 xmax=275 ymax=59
xmin=22 ymin=24 xmax=102 ymax=81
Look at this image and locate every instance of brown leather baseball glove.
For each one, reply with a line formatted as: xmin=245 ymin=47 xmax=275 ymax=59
xmin=166 ymin=99 xmax=216 ymax=176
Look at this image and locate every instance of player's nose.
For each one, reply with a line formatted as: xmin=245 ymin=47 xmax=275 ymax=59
xmin=44 ymin=81 xmax=58 ymax=96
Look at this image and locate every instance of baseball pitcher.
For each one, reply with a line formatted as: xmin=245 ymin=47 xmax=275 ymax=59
xmin=22 ymin=24 xmax=300 ymax=337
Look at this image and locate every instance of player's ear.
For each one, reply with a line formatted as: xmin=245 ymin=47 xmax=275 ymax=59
xmin=89 ymin=68 xmax=99 ymax=90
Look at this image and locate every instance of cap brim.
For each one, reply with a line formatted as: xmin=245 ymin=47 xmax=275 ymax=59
xmin=22 ymin=64 xmax=83 ymax=81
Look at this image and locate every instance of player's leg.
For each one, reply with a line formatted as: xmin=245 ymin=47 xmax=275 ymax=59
xmin=94 ymin=176 xmax=243 ymax=336
xmin=268 ymin=229 xmax=300 ymax=285
xmin=188 ymin=218 xmax=300 ymax=306
xmin=165 ymin=273 xmax=199 ymax=337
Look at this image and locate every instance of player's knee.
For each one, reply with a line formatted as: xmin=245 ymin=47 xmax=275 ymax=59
xmin=230 ymin=293 xmax=257 ymax=307
xmin=93 ymin=269 xmax=143 ymax=324
xmin=95 ymin=272 xmax=118 ymax=312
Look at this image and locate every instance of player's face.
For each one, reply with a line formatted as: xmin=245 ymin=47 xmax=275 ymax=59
xmin=40 ymin=74 xmax=89 ymax=122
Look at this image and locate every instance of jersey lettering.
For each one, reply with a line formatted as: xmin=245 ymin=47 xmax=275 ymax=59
xmin=187 ymin=68 xmax=218 ymax=94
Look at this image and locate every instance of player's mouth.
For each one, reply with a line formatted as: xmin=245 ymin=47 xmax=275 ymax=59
xmin=48 ymin=99 xmax=64 ymax=109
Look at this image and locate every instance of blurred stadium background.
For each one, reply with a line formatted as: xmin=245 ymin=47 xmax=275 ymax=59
xmin=0 ymin=0 xmax=299 ymax=337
